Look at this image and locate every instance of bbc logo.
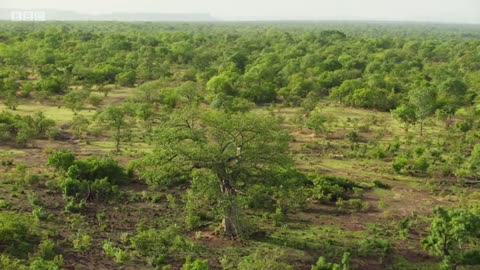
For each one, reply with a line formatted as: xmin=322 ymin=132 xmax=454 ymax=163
xmin=11 ymin=11 xmax=46 ymax=21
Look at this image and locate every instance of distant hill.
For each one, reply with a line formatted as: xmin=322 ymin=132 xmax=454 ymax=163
xmin=0 ymin=9 xmax=216 ymax=21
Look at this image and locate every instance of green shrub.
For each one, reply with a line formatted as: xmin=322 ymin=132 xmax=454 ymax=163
xmin=311 ymin=257 xmax=340 ymax=270
xmin=392 ymin=156 xmax=408 ymax=174
xmin=393 ymin=155 xmax=430 ymax=175
xmin=60 ymin=158 xmax=124 ymax=204
xmin=310 ymin=175 xmax=359 ymax=202
xmin=32 ymin=206 xmax=49 ymax=221
xmin=185 ymin=200 xmax=202 ymax=231
xmin=0 ymin=111 xmax=56 ymax=146
xmin=59 ymin=178 xmax=88 ymax=199
xmin=166 ymin=194 xmax=177 ymax=209
xmin=130 ymin=225 xmax=193 ymax=267
xmin=311 ymin=252 xmax=350 ymax=270
xmin=371 ymin=179 xmax=391 ymax=189
xmin=90 ymin=177 xmax=120 ymax=202
xmin=71 ymin=233 xmax=92 ymax=252
xmin=0 ymin=200 xmax=11 ymax=209
xmin=413 ymin=157 xmax=430 ymax=173
xmin=358 ymin=238 xmax=392 ymax=257
xmin=271 ymin=207 xmax=286 ymax=226
xmin=0 ymin=254 xmax=27 ymax=270
xmin=72 ymin=156 xmax=127 ymax=185
xmin=37 ymin=239 xmax=57 ymax=260
xmin=116 ymin=70 xmax=137 ymax=87
xmin=370 ymin=147 xmax=386 ymax=159
xmin=29 ymin=258 xmax=60 ymax=270
xmin=102 ymin=241 xmax=130 ymax=263
xmin=182 ymin=258 xmax=210 ymax=270
xmin=64 ymin=199 xmax=86 ymax=213
xmin=47 ymin=150 xmax=75 ymax=172
xmin=336 ymin=198 xmax=370 ymax=212
xmin=237 ymin=249 xmax=293 ymax=270
xmin=398 ymin=216 xmax=414 ymax=239
xmin=0 ymin=212 xmax=38 ymax=258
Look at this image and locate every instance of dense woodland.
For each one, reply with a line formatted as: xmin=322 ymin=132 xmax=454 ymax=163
xmin=0 ymin=21 xmax=480 ymax=270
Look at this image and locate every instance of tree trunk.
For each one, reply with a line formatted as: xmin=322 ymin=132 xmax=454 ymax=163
xmin=222 ymin=214 xmax=237 ymax=237
xmin=115 ymin=138 xmax=120 ymax=152
xmin=115 ymin=126 xmax=121 ymax=152
xmin=420 ymin=120 xmax=424 ymax=137
xmin=219 ymin=178 xmax=242 ymax=237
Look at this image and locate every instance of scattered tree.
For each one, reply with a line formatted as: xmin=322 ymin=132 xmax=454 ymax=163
xmin=137 ymin=110 xmax=291 ymax=236
xmin=96 ymin=105 xmax=135 ymax=152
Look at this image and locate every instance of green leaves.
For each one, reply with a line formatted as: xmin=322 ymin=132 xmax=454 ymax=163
xmin=408 ymin=87 xmax=436 ymax=121
xmin=305 ymin=110 xmax=332 ymax=135
xmin=130 ymin=226 xmax=194 ymax=266
xmin=47 ymin=150 xmax=75 ymax=172
xmin=0 ymin=212 xmax=38 ymax=258
xmin=138 ymin=110 xmax=292 ymax=188
xmin=0 ymin=111 xmax=57 ymax=146
xmin=423 ymin=206 xmax=480 ymax=267
xmin=391 ymin=104 xmax=417 ymax=131
xmin=96 ymin=104 xmax=135 ymax=152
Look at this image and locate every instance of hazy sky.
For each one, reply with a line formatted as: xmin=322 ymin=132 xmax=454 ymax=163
xmin=2 ymin=0 xmax=480 ymax=23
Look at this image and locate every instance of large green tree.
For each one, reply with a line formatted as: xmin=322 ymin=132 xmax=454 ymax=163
xmin=137 ymin=109 xmax=291 ymax=236
xmin=96 ymin=104 xmax=134 ymax=152
xmin=423 ymin=207 xmax=480 ymax=269
xmin=409 ymin=87 xmax=437 ymax=136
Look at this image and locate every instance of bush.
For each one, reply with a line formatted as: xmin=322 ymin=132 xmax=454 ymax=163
xmin=29 ymin=258 xmax=60 ymax=270
xmin=0 ymin=200 xmax=11 ymax=209
xmin=310 ymin=175 xmax=360 ymax=202
xmin=116 ymin=70 xmax=136 ymax=87
xmin=64 ymin=200 xmax=85 ymax=213
xmin=0 ymin=254 xmax=26 ymax=270
xmin=71 ymin=233 xmax=92 ymax=252
xmin=59 ymin=178 xmax=88 ymax=200
xmin=0 ymin=212 xmax=38 ymax=258
xmin=0 ymin=111 xmax=56 ymax=146
xmin=182 ymin=258 xmax=210 ymax=270
xmin=47 ymin=150 xmax=75 ymax=172
xmin=130 ymin=226 xmax=193 ymax=267
xmin=37 ymin=76 xmax=66 ymax=94
xmin=413 ymin=157 xmax=430 ymax=173
xmin=184 ymin=191 xmax=202 ymax=230
xmin=57 ymin=156 xmax=126 ymax=206
xmin=371 ymin=179 xmax=391 ymax=189
xmin=392 ymin=156 xmax=408 ymax=174
xmin=305 ymin=111 xmax=331 ymax=135
xmin=311 ymin=257 xmax=340 ymax=270
xmin=102 ymin=241 xmax=130 ymax=263
xmin=311 ymin=252 xmax=350 ymax=270
xmin=336 ymin=198 xmax=370 ymax=212
xmin=37 ymin=239 xmax=57 ymax=260
xmin=90 ymin=177 xmax=120 ymax=202
xmin=370 ymin=147 xmax=386 ymax=159
xmin=88 ymin=95 xmax=103 ymax=107
xmin=358 ymin=238 xmax=392 ymax=257
xmin=72 ymin=157 xmax=127 ymax=185
xmin=32 ymin=206 xmax=49 ymax=221
xmin=392 ymin=155 xmax=430 ymax=175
